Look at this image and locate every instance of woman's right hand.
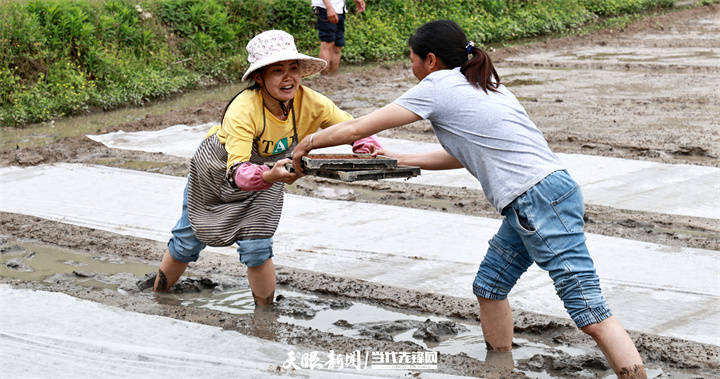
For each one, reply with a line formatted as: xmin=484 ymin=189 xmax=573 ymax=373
xmin=262 ymin=158 xmax=298 ymax=184
xmin=372 ymin=148 xmax=401 ymax=160
xmin=373 ymin=149 xmax=411 ymax=166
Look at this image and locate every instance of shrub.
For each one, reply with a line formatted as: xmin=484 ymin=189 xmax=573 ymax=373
xmin=1 ymin=0 xmax=678 ymax=126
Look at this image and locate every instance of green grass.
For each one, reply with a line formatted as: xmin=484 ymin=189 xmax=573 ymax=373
xmin=0 ymin=0 xmax=683 ymax=127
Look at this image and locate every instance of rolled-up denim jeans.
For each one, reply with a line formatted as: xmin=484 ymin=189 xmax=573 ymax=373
xmin=473 ymin=170 xmax=612 ymax=328
xmin=168 ymin=177 xmax=274 ymax=267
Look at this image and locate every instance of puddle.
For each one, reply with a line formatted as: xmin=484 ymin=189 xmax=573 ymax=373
xmin=162 ymin=286 xmax=710 ymax=378
xmin=0 ymin=235 xmax=712 ymax=378
xmin=0 ymin=83 xmax=247 ymax=150
xmin=166 ymin=285 xmax=628 ymax=377
xmin=176 ymin=287 xmax=256 ymax=315
xmin=0 ymin=237 xmax=154 ymax=290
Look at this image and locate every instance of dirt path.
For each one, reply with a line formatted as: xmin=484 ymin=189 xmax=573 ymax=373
xmin=2 ymin=3 xmax=719 ymax=377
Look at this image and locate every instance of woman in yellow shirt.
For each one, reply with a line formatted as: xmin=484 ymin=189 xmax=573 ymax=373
xmin=152 ymin=30 xmax=380 ymax=306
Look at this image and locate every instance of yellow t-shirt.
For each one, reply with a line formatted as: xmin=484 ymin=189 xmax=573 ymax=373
xmin=205 ymin=86 xmax=352 ymax=170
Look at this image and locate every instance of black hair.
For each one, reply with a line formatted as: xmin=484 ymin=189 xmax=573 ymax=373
xmin=220 ymin=67 xmax=264 ymax=123
xmin=221 ymin=84 xmax=258 ymax=124
xmin=409 ymin=20 xmax=500 ymax=94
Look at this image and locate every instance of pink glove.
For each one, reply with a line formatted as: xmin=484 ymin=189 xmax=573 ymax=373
xmin=352 ymin=135 xmax=382 ymax=154
xmin=231 ymin=162 xmax=272 ymax=191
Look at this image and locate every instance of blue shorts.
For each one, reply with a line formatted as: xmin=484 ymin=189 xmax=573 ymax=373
xmin=167 ymin=178 xmax=274 ymax=268
xmin=473 ymin=170 xmax=612 ymax=328
xmin=314 ymin=7 xmax=345 ymax=46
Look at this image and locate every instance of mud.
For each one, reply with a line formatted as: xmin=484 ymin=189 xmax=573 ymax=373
xmin=2 ymin=3 xmax=720 ymax=377
xmin=2 ymin=9 xmax=718 ymax=250
xmin=329 ymin=319 xmax=469 ymax=343
xmin=2 ymin=231 xmax=718 ymax=377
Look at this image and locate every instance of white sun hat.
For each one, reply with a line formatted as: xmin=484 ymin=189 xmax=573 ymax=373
xmin=241 ymin=30 xmax=327 ymax=81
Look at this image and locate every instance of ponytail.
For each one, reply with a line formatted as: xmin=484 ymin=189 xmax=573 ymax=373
xmin=462 ymin=46 xmax=500 ymax=94
xmin=409 ymin=20 xmax=501 ymax=94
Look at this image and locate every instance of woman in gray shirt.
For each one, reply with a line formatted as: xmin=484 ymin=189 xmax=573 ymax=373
xmin=292 ymin=20 xmax=645 ymax=378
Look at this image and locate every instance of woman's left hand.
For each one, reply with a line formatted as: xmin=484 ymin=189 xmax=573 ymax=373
xmin=263 ymin=158 xmax=299 ymax=184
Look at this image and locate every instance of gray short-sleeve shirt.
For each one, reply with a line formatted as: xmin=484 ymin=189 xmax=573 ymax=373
xmin=394 ymin=68 xmax=563 ymax=212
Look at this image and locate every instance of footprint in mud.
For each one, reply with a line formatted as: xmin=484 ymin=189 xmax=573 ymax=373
xmin=412 ymin=319 xmax=470 ymax=342
xmin=273 ymin=294 xmax=352 ymax=318
xmin=520 ymin=352 xmax=610 ymax=376
xmin=5 ymin=257 xmax=33 ymax=272
xmin=335 ymin=319 xmax=423 ymax=341
xmin=72 ymin=270 xmax=95 ymax=278
xmin=333 ymin=318 xmax=469 ymax=342
xmin=673 ymin=145 xmax=713 ymax=158
xmin=41 ymin=271 xmax=145 ymax=292
xmin=135 ymin=272 xmax=219 ymax=293
xmin=1 ymin=241 xmax=34 ymax=272
xmin=0 ymin=241 xmax=26 ymax=255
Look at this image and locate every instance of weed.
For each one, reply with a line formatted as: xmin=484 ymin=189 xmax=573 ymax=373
xmin=0 ymin=0 xmax=679 ymax=126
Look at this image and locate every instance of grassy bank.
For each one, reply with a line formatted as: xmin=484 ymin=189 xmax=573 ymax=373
xmin=1 ymin=0 xmax=677 ymax=126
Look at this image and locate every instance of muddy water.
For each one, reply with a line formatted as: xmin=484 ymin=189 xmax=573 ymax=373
xmin=0 ymin=238 xmax=153 ymax=286
xmin=0 ymin=83 xmax=246 ymax=150
xmin=2 ymin=231 xmax=718 ymax=377
xmin=169 ymin=287 xmax=626 ymax=377
xmin=2 ymin=4 xmax=720 ymax=378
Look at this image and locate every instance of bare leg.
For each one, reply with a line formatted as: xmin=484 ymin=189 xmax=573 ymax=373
xmin=484 ymin=349 xmax=514 ymax=378
xmin=251 ymin=302 xmax=277 ymax=340
xmin=248 ymin=258 xmax=276 ymax=306
xmin=582 ymin=316 xmax=646 ymax=378
xmin=153 ymin=250 xmax=188 ymax=291
xmin=329 ymin=45 xmax=342 ymax=73
xmin=477 ymin=297 xmax=513 ymax=352
xmin=319 ymin=42 xmax=336 ymax=75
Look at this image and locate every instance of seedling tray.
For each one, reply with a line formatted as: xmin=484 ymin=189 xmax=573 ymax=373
xmin=314 ymin=166 xmax=421 ymax=182
xmin=265 ymin=154 xmax=421 ymax=182
xmin=301 ymin=154 xmax=398 ymax=170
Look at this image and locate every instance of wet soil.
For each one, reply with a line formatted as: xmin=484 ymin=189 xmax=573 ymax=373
xmin=1 ymin=228 xmax=717 ymax=377
xmin=2 ymin=3 xmax=720 ymax=377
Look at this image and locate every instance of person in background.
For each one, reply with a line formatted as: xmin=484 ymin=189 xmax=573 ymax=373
xmin=152 ymin=30 xmax=381 ymax=306
xmin=312 ymin=0 xmax=365 ymax=75
xmin=291 ymin=20 xmax=646 ymax=378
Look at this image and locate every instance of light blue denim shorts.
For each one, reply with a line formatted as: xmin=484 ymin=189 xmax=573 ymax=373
xmin=167 ymin=178 xmax=274 ymax=268
xmin=473 ymin=170 xmax=612 ymax=328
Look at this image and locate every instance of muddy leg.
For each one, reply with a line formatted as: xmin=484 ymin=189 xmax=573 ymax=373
xmin=485 ymin=349 xmax=514 ymax=378
xmin=319 ymin=42 xmax=336 ymax=75
xmin=153 ymin=250 xmax=189 ymax=292
xmin=477 ymin=297 xmax=513 ymax=352
xmin=330 ymin=45 xmax=342 ymax=73
xmin=251 ymin=303 xmax=278 ymax=340
xmin=248 ymin=258 xmax=276 ymax=306
xmin=581 ymin=316 xmax=646 ymax=378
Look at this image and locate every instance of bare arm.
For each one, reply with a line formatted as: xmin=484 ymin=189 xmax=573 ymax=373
xmin=292 ymin=103 xmax=420 ymax=172
xmin=381 ymin=149 xmax=463 ymax=170
xmin=322 ymin=0 xmax=339 ymax=23
xmin=354 ymin=0 xmax=365 ymax=13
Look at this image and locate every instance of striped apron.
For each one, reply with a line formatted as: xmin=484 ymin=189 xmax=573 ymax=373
xmin=187 ymin=108 xmax=298 ymax=247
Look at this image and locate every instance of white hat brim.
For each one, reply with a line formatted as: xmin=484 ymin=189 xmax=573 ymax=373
xmin=242 ymin=52 xmax=327 ymax=81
